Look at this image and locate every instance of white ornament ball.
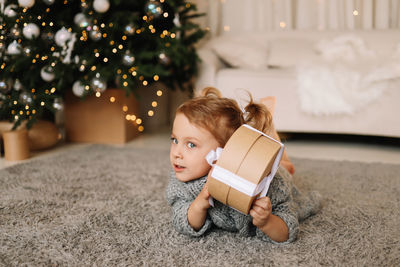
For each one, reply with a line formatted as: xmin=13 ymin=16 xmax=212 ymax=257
xmin=18 ymin=0 xmax=35 ymax=8
xmin=40 ymin=66 xmax=55 ymax=82
xmin=7 ymin=41 xmax=21 ymax=55
xmin=4 ymin=5 xmax=17 ymax=17
xmin=90 ymin=77 xmax=107 ymax=93
xmin=93 ymin=0 xmax=110 ymax=13
xmin=55 ymin=27 xmax=72 ymax=47
xmin=23 ymin=23 xmax=40 ymax=39
xmin=72 ymin=81 xmax=85 ymax=97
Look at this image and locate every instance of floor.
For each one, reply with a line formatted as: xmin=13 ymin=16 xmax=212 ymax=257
xmin=1 ymin=131 xmax=399 ymax=169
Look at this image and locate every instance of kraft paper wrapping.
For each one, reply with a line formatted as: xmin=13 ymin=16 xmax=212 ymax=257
xmin=208 ymin=125 xmax=283 ymax=214
xmin=3 ymin=129 xmax=30 ymax=161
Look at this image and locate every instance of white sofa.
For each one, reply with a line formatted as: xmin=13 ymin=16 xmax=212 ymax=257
xmin=195 ymin=30 xmax=400 ymax=138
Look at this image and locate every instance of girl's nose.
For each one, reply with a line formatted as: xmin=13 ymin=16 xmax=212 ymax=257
xmin=172 ymin=145 xmax=183 ymax=159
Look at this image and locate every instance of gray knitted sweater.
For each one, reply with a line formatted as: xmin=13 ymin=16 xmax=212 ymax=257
xmin=166 ymin=167 xmax=321 ymax=243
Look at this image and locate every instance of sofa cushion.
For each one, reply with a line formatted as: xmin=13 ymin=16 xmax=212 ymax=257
xmin=209 ymin=35 xmax=269 ymax=70
xmin=267 ymin=38 xmax=319 ymax=68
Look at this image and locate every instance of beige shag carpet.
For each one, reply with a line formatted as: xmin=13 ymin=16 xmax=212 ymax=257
xmin=0 ymin=144 xmax=399 ymax=266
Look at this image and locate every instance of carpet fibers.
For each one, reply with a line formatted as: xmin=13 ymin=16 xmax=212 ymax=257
xmin=0 ymin=144 xmax=399 ymax=266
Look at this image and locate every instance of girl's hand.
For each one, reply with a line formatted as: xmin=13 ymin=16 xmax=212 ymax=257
xmin=187 ymin=180 xmax=211 ymax=230
xmin=193 ymin=180 xmax=211 ymax=211
xmin=250 ymin=196 xmax=290 ymax=242
xmin=249 ymin=197 xmax=272 ymax=228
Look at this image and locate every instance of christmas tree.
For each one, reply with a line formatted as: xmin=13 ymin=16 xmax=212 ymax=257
xmin=0 ymin=0 xmax=205 ymax=130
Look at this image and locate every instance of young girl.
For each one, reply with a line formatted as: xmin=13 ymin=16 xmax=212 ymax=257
xmin=166 ymin=87 xmax=321 ymax=243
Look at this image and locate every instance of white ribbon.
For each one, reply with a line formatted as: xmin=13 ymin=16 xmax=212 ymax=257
xmin=211 ymin=165 xmax=268 ymax=197
xmin=205 ymin=147 xmax=223 ymax=167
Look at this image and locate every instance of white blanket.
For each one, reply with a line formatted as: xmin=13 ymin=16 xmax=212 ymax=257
xmin=297 ymin=35 xmax=400 ymax=116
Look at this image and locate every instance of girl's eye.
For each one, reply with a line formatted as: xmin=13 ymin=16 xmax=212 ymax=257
xmin=171 ymin=137 xmax=178 ymax=144
xmin=187 ymin=142 xmax=196 ymax=148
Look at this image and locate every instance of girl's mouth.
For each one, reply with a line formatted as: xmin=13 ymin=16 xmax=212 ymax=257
xmin=174 ymin=164 xmax=185 ymax=172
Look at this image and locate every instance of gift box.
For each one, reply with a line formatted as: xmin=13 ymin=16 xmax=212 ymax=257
xmin=207 ymin=124 xmax=284 ymax=214
xmin=65 ymin=89 xmax=139 ymax=144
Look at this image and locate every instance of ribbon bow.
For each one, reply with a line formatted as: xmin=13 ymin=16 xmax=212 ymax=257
xmin=205 ymin=147 xmax=223 ymax=166
xmin=205 ymin=147 xmax=223 ymax=207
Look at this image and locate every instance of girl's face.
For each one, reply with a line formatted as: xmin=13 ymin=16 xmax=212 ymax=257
xmin=170 ymin=113 xmax=220 ymax=182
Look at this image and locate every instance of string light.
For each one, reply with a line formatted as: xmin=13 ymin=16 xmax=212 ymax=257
xmin=110 ymin=97 xmax=115 ymax=102
xmin=353 ymin=10 xmax=359 ymax=16
xmin=156 ymin=90 xmax=163 ymax=96
xmin=95 ymin=92 xmax=101 ymax=97
xmin=138 ymin=126 xmax=144 ymax=132
xmin=152 ymin=101 xmax=158 ymax=107
xmin=122 ymin=105 xmax=128 ymax=112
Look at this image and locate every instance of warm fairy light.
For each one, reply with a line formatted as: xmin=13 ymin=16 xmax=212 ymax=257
xmin=223 ymin=25 xmax=230 ymax=32
xmin=85 ymin=85 xmax=90 ymax=90
xmin=122 ymin=35 xmax=127 ymax=40
xmin=51 ymin=62 xmax=56 ymax=67
xmin=143 ymin=15 xmax=148 ymax=21
xmin=138 ymin=126 xmax=144 ymax=132
xmin=32 ymin=110 xmax=36 ymax=114
xmin=171 ymin=33 xmax=176 ymax=38
xmin=95 ymin=52 xmax=100 ymax=57
xmin=103 ymin=58 xmax=108 ymax=62
xmin=156 ymin=90 xmax=163 ymax=96
xmin=14 ymin=115 xmax=19 ymax=120
xmin=280 ymin=21 xmax=286 ymax=28
xmin=153 ymin=75 xmax=159 ymax=81
xmin=118 ymin=44 xmax=123 ymax=49
xmin=125 ymin=114 xmax=131 ymax=120
xmin=112 ymin=48 xmax=117 ymax=53
xmin=152 ymin=101 xmax=158 ymax=107
xmin=122 ymin=105 xmax=128 ymax=112
xmin=353 ymin=10 xmax=359 ymax=16
xmin=123 ymin=82 xmax=128 ymax=87
xmin=100 ymin=23 xmax=105 ymax=28
xmin=91 ymin=66 xmax=96 ymax=71
xmin=110 ymin=97 xmax=115 ymax=103
xmin=136 ymin=118 xmax=142 ymax=125
xmin=41 ymin=101 xmax=45 ymax=106
xmin=42 ymin=22 xmax=46 ymax=26
xmin=163 ymin=12 xmax=168 ymax=18
xmin=110 ymin=40 xmax=115 ymax=45
xmin=117 ymin=69 xmax=122 ymax=74
xmin=143 ymin=81 xmax=148 ymax=86
xmin=25 ymin=105 xmax=29 ymax=110
xmin=49 ymin=22 xmax=54 ymax=26
xmin=13 ymin=100 xmax=17 ymax=105
xmin=50 ymin=87 xmax=56 ymax=93
xmin=32 ymin=59 xmax=36 ymax=63
xmin=95 ymin=92 xmax=101 ymax=97
xmin=122 ymin=74 xmax=128 ymax=79
xmin=19 ymin=110 xmax=23 ymax=115
xmin=132 ymin=71 xmax=137 ymax=76
xmin=148 ymin=110 xmax=154 ymax=116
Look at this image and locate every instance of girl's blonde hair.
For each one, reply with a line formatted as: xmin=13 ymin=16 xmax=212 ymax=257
xmin=176 ymin=87 xmax=272 ymax=146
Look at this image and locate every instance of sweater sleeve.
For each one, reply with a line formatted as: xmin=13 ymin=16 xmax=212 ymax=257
xmin=165 ymin=173 xmax=213 ymax=237
xmin=255 ymin=168 xmax=300 ymax=244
